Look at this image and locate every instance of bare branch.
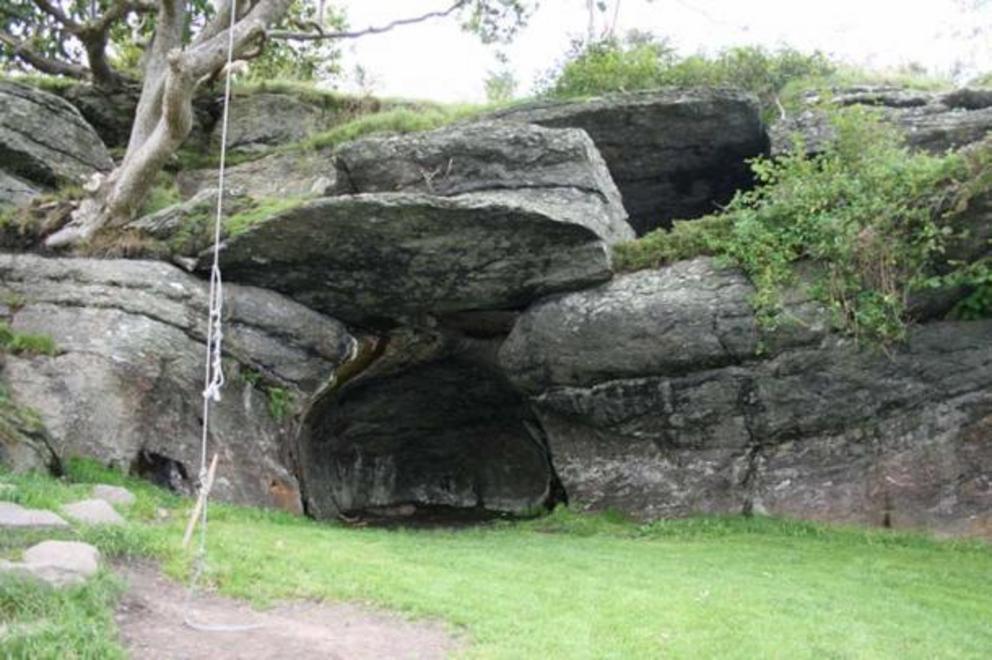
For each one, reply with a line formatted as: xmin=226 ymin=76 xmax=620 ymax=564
xmin=269 ymin=0 xmax=469 ymax=41
xmin=0 ymin=29 xmax=88 ymax=78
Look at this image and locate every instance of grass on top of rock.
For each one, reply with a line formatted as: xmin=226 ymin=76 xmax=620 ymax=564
xmin=2 ymin=460 xmax=992 ymax=658
xmin=223 ymin=196 xmax=306 ymax=236
xmin=614 ymin=107 xmax=992 ymax=343
xmin=298 ymin=103 xmax=487 ymax=152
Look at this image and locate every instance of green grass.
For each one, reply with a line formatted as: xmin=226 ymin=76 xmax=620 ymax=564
xmin=2 ymin=461 xmax=991 ymax=658
xmin=223 ymin=197 xmax=308 ymax=236
xmin=299 ymin=104 xmax=486 ymax=152
xmin=0 ymin=73 xmax=77 ymax=93
xmin=0 ymin=572 xmax=126 ymax=660
xmin=0 ymin=322 xmax=57 ymax=356
xmin=136 ymin=175 xmax=181 ymax=217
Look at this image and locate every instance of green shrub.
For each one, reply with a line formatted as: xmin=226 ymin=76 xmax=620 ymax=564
xmin=541 ymin=36 xmax=960 ymax=122
xmin=613 ymin=214 xmax=731 ymax=271
xmin=616 ymin=108 xmax=992 ymax=343
xmin=541 ymin=36 xmax=836 ymax=119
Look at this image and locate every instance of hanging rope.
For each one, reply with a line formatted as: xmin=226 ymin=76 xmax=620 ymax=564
xmin=181 ymin=0 xmax=263 ymax=633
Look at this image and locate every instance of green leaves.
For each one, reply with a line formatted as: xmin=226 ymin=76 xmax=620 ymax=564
xmin=541 ymin=38 xmax=835 ymax=118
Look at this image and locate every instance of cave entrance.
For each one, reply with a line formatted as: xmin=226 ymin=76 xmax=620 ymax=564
xmin=297 ymin=353 xmax=565 ymax=524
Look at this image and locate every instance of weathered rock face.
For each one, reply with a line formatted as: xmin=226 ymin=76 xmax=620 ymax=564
xmin=0 ymin=378 xmax=60 ymax=475
xmin=334 ymin=121 xmax=632 ymax=243
xmin=218 ymin=93 xmax=334 ymax=153
xmin=771 ymin=86 xmax=992 ymax=156
xmin=203 ymin=193 xmax=618 ymax=328
xmin=0 ymin=254 xmax=356 ymax=511
xmin=177 ymin=149 xmax=336 ymax=200
xmin=500 ymin=258 xmax=992 ymax=536
xmin=488 ymin=88 xmax=769 ymax=234
xmin=0 ymin=171 xmax=40 ymax=209
xmin=204 ymin=122 xmax=632 ymax=328
xmin=0 ymin=82 xmax=113 ymax=207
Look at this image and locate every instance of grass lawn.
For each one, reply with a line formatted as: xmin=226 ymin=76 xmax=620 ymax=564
xmin=2 ymin=461 xmax=991 ymax=659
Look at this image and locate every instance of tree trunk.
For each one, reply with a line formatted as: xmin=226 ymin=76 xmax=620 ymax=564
xmin=45 ymin=0 xmax=293 ymax=248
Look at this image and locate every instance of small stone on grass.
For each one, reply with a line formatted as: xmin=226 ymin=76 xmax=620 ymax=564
xmin=61 ymin=499 xmax=126 ymax=526
xmin=0 ymin=501 xmax=69 ymax=529
xmin=92 ymin=484 xmax=136 ymax=506
xmin=0 ymin=540 xmax=101 ymax=588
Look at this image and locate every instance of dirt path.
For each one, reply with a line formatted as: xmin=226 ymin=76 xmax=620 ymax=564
xmin=114 ymin=563 xmax=462 ymax=659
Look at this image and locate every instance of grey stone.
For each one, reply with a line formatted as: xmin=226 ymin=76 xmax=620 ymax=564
xmin=177 ymin=149 xmax=337 ymax=200
xmin=772 ymin=86 xmax=992 ymax=156
xmin=334 ymin=121 xmax=633 ymax=244
xmin=0 ymin=501 xmax=69 ymax=528
xmin=0 ymin=171 xmax=40 ymax=209
xmin=0 ymin=253 xmax=358 ymax=510
xmin=220 ymin=93 xmax=326 ymax=153
xmin=0 ymin=82 xmax=113 ymax=195
xmin=500 ymin=257 xmax=992 ymax=536
xmin=0 ymin=363 xmax=60 ymax=474
xmin=1 ymin=540 xmax=101 ymax=587
xmin=92 ymin=484 xmax=136 ymax=506
xmin=201 ymin=192 xmax=618 ymax=327
xmin=61 ymin=498 xmax=126 ymax=525
xmin=500 ymin=259 xmax=767 ymax=393
xmin=487 ymin=88 xmax=769 ymax=234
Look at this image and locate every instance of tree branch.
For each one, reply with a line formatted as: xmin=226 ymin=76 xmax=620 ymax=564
xmin=268 ymin=0 xmax=469 ymax=41
xmin=0 ymin=29 xmax=88 ymax=78
xmin=31 ymin=0 xmax=81 ymax=31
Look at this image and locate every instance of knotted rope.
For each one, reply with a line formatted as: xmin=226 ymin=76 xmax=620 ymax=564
xmin=181 ymin=0 xmax=262 ymax=633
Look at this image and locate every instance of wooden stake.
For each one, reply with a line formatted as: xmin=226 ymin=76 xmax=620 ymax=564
xmin=182 ymin=453 xmax=219 ymax=549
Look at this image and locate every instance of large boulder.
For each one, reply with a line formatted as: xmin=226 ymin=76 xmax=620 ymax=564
xmin=487 ymin=88 xmax=769 ymax=234
xmin=201 ymin=193 xmax=617 ymax=328
xmin=499 ymin=258 xmax=992 ymax=536
xmin=772 ymin=86 xmax=992 ymax=156
xmin=0 ymin=254 xmax=357 ymax=511
xmin=333 ymin=121 xmax=632 ymax=243
xmin=0 ymin=82 xmax=113 ymax=207
xmin=202 ymin=122 xmax=633 ymax=327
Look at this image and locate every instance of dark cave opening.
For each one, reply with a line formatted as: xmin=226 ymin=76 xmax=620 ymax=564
xmin=297 ymin=354 xmax=565 ymax=524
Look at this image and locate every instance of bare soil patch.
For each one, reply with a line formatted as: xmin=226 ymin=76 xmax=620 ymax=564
xmin=114 ymin=562 xmax=462 ymax=659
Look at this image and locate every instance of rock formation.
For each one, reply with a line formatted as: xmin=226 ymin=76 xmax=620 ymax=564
xmin=772 ymin=86 xmax=992 ymax=156
xmin=488 ymin=88 xmax=770 ymax=234
xmin=0 ymin=253 xmax=356 ymax=512
xmin=499 ymin=258 xmax=992 ymax=535
xmin=1 ymin=82 xmax=989 ymax=537
xmin=0 ymin=82 xmax=113 ymax=208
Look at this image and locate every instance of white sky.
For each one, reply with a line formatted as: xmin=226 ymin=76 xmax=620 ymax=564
xmin=336 ymin=0 xmax=992 ymax=102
